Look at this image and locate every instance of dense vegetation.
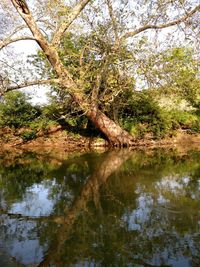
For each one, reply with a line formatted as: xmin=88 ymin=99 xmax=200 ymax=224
xmin=0 ymin=61 xmax=199 ymax=142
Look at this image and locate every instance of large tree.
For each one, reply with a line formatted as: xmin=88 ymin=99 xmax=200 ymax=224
xmin=0 ymin=0 xmax=199 ymax=146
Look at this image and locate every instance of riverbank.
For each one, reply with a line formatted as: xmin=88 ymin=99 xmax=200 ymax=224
xmin=0 ymin=126 xmax=199 ymax=155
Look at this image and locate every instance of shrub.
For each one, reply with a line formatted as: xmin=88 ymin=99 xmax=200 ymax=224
xmin=20 ymin=130 xmax=37 ymax=142
xmin=119 ymin=92 xmax=173 ymax=139
xmin=169 ymin=110 xmax=198 ymax=128
xmin=0 ymin=91 xmax=40 ymax=128
xmin=29 ymin=117 xmax=58 ymax=133
xmin=188 ymin=117 xmax=200 ymax=133
xmin=118 ymin=91 xmax=200 ymax=139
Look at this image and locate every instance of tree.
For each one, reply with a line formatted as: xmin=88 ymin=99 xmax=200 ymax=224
xmin=136 ymin=46 xmax=200 ymax=108
xmin=0 ymin=0 xmax=200 ymax=146
xmin=0 ymin=91 xmax=39 ymax=128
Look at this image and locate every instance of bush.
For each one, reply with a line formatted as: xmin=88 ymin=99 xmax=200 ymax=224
xmin=119 ymin=92 xmax=173 ymax=139
xmin=188 ymin=116 xmax=200 ymax=133
xmin=117 ymin=91 xmax=200 ymax=139
xmin=0 ymin=91 xmax=40 ymax=128
xmin=20 ymin=130 xmax=37 ymax=142
xmin=29 ymin=117 xmax=58 ymax=133
xmin=169 ymin=110 xmax=198 ymax=129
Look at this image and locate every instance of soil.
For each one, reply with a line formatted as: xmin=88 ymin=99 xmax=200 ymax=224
xmin=0 ymin=126 xmax=199 ymax=155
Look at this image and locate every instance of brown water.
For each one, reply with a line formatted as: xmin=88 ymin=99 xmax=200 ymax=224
xmin=0 ymin=149 xmax=199 ymax=267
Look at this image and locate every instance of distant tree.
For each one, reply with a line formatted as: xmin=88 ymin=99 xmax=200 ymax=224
xmin=0 ymin=91 xmax=39 ymax=128
xmin=137 ymin=47 xmax=200 ymax=109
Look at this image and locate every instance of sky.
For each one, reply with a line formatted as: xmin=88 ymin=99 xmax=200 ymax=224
xmin=13 ymin=40 xmax=50 ymax=105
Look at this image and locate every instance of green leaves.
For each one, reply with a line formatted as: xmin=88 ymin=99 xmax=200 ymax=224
xmin=0 ymin=91 xmax=40 ymax=128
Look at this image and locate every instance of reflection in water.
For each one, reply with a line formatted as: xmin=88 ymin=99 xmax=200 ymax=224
xmin=0 ymin=149 xmax=200 ymax=266
xmin=10 ymin=182 xmax=56 ymax=217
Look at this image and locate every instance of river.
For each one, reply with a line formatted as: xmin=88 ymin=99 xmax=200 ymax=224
xmin=0 ymin=148 xmax=199 ymax=267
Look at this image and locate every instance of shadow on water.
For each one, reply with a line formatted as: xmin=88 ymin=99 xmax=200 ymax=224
xmin=0 ymin=148 xmax=200 ymax=267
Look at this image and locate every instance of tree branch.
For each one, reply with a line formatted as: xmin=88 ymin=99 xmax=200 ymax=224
xmin=0 ymin=36 xmax=36 ymax=50
xmin=11 ymin=0 xmax=51 ymax=52
xmin=7 ymin=24 xmax=28 ymax=39
xmin=0 ymin=79 xmax=60 ymax=95
xmin=52 ymin=0 xmax=91 ymax=47
xmin=121 ymin=4 xmax=200 ymax=40
xmin=10 ymin=0 xmax=78 ymax=88
xmin=91 ymin=56 xmax=108 ymax=104
xmin=106 ymin=0 xmax=119 ymax=42
xmin=0 ymin=208 xmax=63 ymax=223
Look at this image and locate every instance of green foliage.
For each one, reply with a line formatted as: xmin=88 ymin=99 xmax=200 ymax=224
xmin=32 ymin=30 xmax=136 ymax=111
xmin=20 ymin=130 xmax=37 ymax=142
xmin=0 ymin=91 xmax=59 ymax=139
xmin=140 ymin=47 xmax=200 ymax=109
xmin=117 ymin=91 xmax=200 ymax=139
xmin=29 ymin=31 xmax=200 ymax=141
xmin=118 ymin=92 xmax=172 ymax=139
xmin=42 ymin=98 xmax=87 ymax=129
xmin=29 ymin=117 xmax=58 ymax=133
xmin=191 ymin=120 xmax=200 ymax=133
xmin=0 ymin=91 xmax=40 ymax=128
xmin=169 ymin=110 xmax=199 ymax=130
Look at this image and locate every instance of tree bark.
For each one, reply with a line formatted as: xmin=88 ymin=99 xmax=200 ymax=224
xmin=86 ymin=105 xmax=134 ymax=146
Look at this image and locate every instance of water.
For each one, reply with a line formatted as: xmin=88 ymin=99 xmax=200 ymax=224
xmin=0 ymin=149 xmax=199 ymax=267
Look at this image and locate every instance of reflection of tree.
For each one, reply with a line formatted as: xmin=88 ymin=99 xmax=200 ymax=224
xmin=0 ymin=153 xmax=53 ymax=210
xmin=38 ymin=150 xmax=132 ymax=267
xmin=38 ymin=150 xmax=200 ymax=267
xmin=0 ymin=149 xmax=200 ymax=266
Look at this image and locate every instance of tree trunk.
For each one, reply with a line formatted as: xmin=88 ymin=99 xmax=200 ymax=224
xmin=86 ymin=105 xmax=134 ymax=147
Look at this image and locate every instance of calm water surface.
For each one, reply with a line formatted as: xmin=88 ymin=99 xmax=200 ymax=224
xmin=0 ymin=149 xmax=199 ymax=267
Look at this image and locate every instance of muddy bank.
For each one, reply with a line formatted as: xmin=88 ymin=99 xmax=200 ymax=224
xmin=0 ymin=127 xmax=199 ymax=155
